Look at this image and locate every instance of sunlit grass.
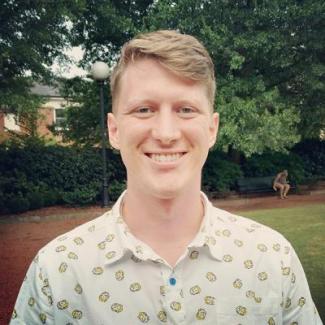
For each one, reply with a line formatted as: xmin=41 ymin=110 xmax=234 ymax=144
xmin=240 ymin=204 xmax=325 ymax=321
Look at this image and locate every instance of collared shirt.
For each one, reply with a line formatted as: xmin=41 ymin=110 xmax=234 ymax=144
xmin=11 ymin=192 xmax=322 ymax=324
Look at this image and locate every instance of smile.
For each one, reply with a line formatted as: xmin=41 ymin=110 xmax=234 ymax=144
xmin=146 ymin=153 xmax=185 ymax=163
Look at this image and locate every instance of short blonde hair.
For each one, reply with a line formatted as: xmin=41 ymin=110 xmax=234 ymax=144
xmin=110 ymin=30 xmax=216 ymax=111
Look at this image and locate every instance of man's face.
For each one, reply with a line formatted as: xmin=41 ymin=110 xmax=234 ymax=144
xmin=108 ymin=58 xmax=218 ymax=199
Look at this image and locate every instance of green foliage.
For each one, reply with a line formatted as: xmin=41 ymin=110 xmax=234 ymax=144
xmin=26 ymin=191 xmax=45 ymax=210
xmin=61 ymin=185 xmax=99 ymax=206
xmin=145 ymin=0 xmax=319 ymax=154
xmin=2 ymin=0 xmax=324 ymax=209
xmin=0 ymin=0 xmax=81 ymax=110
xmin=108 ymin=179 xmax=127 ymax=202
xmin=203 ymin=150 xmax=243 ymax=192
xmin=1 ymin=139 xmax=323 ymax=213
xmin=242 ymin=139 xmax=325 ymax=184
xmin=42 ymin=190 xmax=60 ymax=207
xmin=0 ymin=142 xmax=126 ymax=214
xmin=293 ymin=139 xmax=325 ymax=178
xmin=217 ymin=89 xmax=300 ymax=156
xmin=50 ymin=77 xmax=110 ymax=146
xmin=5 ymin=194 xmax=30 ymax=214
xmin=242 ymin=151 xmax=306 ymax=183
xmin=2 ymin=0 xmax=324 ymax=154
xmin=65 ymin=0 xmax=325 ymax=153
xmin=70 ymin=0 xmax=154 ymax=64
xmin=23 ymin=0 xmax=319 ymax=153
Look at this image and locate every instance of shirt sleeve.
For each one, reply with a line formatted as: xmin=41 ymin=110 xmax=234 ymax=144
xmin=10 ymin=253 xmax=54 ymax=325
xmin=282 ymin=243 xmax=323 ymax=325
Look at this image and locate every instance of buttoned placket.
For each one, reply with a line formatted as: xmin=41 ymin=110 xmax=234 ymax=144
xmin=159 ymin=260 xmax=187 ymax=325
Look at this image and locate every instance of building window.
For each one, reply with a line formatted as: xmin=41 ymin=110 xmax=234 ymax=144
xmin=4 ymin=113 xmax=20 ymax=131
xmin=54 ymin=108 xmax=66 ymax=130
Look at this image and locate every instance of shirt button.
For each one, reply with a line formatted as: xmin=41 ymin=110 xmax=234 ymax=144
xmin=169 ymin=277 xmax=176 ymax=286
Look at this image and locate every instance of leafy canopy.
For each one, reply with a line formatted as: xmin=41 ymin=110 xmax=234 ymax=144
xmin=67 ymin=0 xmax=324 ymax=155
xmin=0 ymin=0 xmax=81 ymax=109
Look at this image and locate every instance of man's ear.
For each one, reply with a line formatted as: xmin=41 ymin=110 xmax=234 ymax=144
xmin=107 ymin=113 xmax=120 ymax=150
xmin=209 ymin=112 xmax=219 ymax=148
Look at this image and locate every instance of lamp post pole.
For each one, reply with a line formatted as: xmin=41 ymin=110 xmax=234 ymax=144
xmin=91 ymin=61 xmax=110 ymax=208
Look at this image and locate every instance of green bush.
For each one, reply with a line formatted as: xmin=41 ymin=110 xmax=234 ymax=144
xmin=293 ymin=139 xmax=325 ymax=179
xmin=0 ymin=142 xmax=126 ymax=214
xmin=6 ymin=194 xmax=30 ymax=214
xmin=42 ymin=190 xmax=60 ymax=207
xmin=203 ymin=150 xmax=243 ymax=193
xmin=61 ymin=186 xmax=99 ymax=206
xmin=241 ymin=140 xmax=325 ymax=184
xmin=242 ymin=151 xmax=306 ymax=184
xmin=108 ymin=180 xmax=127 ymax=201
xmin=26 ymin=191 xmax=45 ymax=210
xmin=1 ymin=139 xmax=323 ymax=214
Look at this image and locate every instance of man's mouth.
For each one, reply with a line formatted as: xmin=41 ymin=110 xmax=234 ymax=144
xmin=146 ymin=153 xmax=185 ymax=163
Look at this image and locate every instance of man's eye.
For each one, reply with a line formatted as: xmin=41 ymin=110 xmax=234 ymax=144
xmin=180 ymin=107 xmax=194 ymax=113
xmin=132 ymin=107 xmax=154 ymax=118
xmin=134 ymin=107 xmax=154 ymax=114
xmin=178 ymin=107 xmax=197 ymax=116
xmin=137 ymin=107 xmax=151 ymax=113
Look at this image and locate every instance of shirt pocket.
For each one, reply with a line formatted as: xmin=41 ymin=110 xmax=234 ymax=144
xmin=215 ymin=296 xmax=281 ymax=325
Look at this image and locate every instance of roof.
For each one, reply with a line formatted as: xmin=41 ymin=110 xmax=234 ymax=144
xmin=30 ymin=83 xmax=61 ymax=97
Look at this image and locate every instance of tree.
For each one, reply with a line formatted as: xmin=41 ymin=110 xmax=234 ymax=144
xmin=279 ymin=1 xmax=325 ymax=139
xmin=143 ymin=0 xmax=324 ymax=155
xmin=70 ymin=0 xmax=155 ymax=64
xmin=50 ymin=77 xmax=110 ymax=147
xmin=54 ymin=0 xmax=155 ymax=147
xmin=62 ymin=0 xmax=324 ymax=155
xmin=0 ymin=0 xmax=81 ymax=110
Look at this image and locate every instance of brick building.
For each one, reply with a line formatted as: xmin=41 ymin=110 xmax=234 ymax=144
xmin=0 ymin=83 xmax=69 ymax=143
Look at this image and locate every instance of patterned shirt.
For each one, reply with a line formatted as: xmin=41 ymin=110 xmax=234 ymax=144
xmin=11 ymin=192 xmax=322 ymax=324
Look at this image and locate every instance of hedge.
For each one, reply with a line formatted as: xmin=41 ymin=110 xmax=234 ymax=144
xmin=241 ymin=151 xmax=306 ymax=184
xmin=242 ymin=139 xmax=325 ymax=184
xmin=0 ymin=142 xmax=126 ymax=214
xmin=0 ymin=139 xmax=324 ymax=214
xmin=202 ymin=150 xmax=243 ymax=193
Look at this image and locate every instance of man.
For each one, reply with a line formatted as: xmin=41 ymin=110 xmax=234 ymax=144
xmin=11 ymin=30 xmax=322 ymax=324
xmin=273 ymin=170 xmax=291 ymax=199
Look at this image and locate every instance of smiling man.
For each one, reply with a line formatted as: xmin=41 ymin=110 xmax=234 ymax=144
xmin=11 ymin=30 xmax=322 ymax=324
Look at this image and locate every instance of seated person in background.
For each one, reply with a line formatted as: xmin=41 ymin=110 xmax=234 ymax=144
xmin=273 ymin=169 xmax=290 ymax=199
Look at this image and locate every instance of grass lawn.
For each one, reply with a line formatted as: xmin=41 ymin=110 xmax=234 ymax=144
xmin=240 ymin=204 xmax=325 ymax=322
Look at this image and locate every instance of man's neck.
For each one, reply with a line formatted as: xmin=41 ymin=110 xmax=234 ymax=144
xmin=121 ymin=187 xmax=204 ymax=266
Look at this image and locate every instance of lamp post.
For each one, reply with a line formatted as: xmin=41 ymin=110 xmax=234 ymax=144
xmin=91 ymin=61 xmax=110 ymax=207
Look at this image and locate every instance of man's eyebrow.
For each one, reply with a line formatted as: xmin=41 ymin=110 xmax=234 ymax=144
xmin=126 ymin=96 xmax=204 ymax=106
xmin=174 ymin=99 xmax=203 ymax=107
xmin=123 ymin=98 xmax=156 ymax=108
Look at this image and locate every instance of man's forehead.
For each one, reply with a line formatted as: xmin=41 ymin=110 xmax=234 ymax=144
xmin=112 ymin=58 xmax=213 ymax=114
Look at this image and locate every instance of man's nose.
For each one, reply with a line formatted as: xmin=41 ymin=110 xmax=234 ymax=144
xmin=151 ymin=109 xmax=181 ymax=144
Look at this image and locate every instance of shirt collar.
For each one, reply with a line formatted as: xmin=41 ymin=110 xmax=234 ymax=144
xmin=103 ymin=191 xmax=155 ymax=265
xmin=103 ymin=191 xmax=224 ymax=265
xmin=187 ymin=192 xmax=224 ymax=261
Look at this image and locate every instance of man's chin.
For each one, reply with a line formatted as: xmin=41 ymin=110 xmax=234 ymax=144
xmin=145 ymin=183 xmax=184 ymax=200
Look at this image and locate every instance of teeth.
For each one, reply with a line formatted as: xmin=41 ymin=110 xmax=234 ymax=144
xmin=150 ymin=153 xmax=182 ymax=162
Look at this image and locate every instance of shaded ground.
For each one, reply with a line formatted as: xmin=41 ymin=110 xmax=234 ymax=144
xmin=1 ymin=193 xmax=324 ymax=324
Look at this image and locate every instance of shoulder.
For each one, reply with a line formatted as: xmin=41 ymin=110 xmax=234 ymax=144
xmin=36 ymin=210 xmax=116 ymax=263
xmin=209 ymin=205 xmax=292 ymax=252
xmin=207 ymin=205 xmax=296 ymax=283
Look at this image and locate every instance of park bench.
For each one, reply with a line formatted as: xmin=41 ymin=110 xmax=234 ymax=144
xmin=236 ymin=176 xmax=297 ymax=196
xmin=236 ymin=176 xmax=274 ymax=195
